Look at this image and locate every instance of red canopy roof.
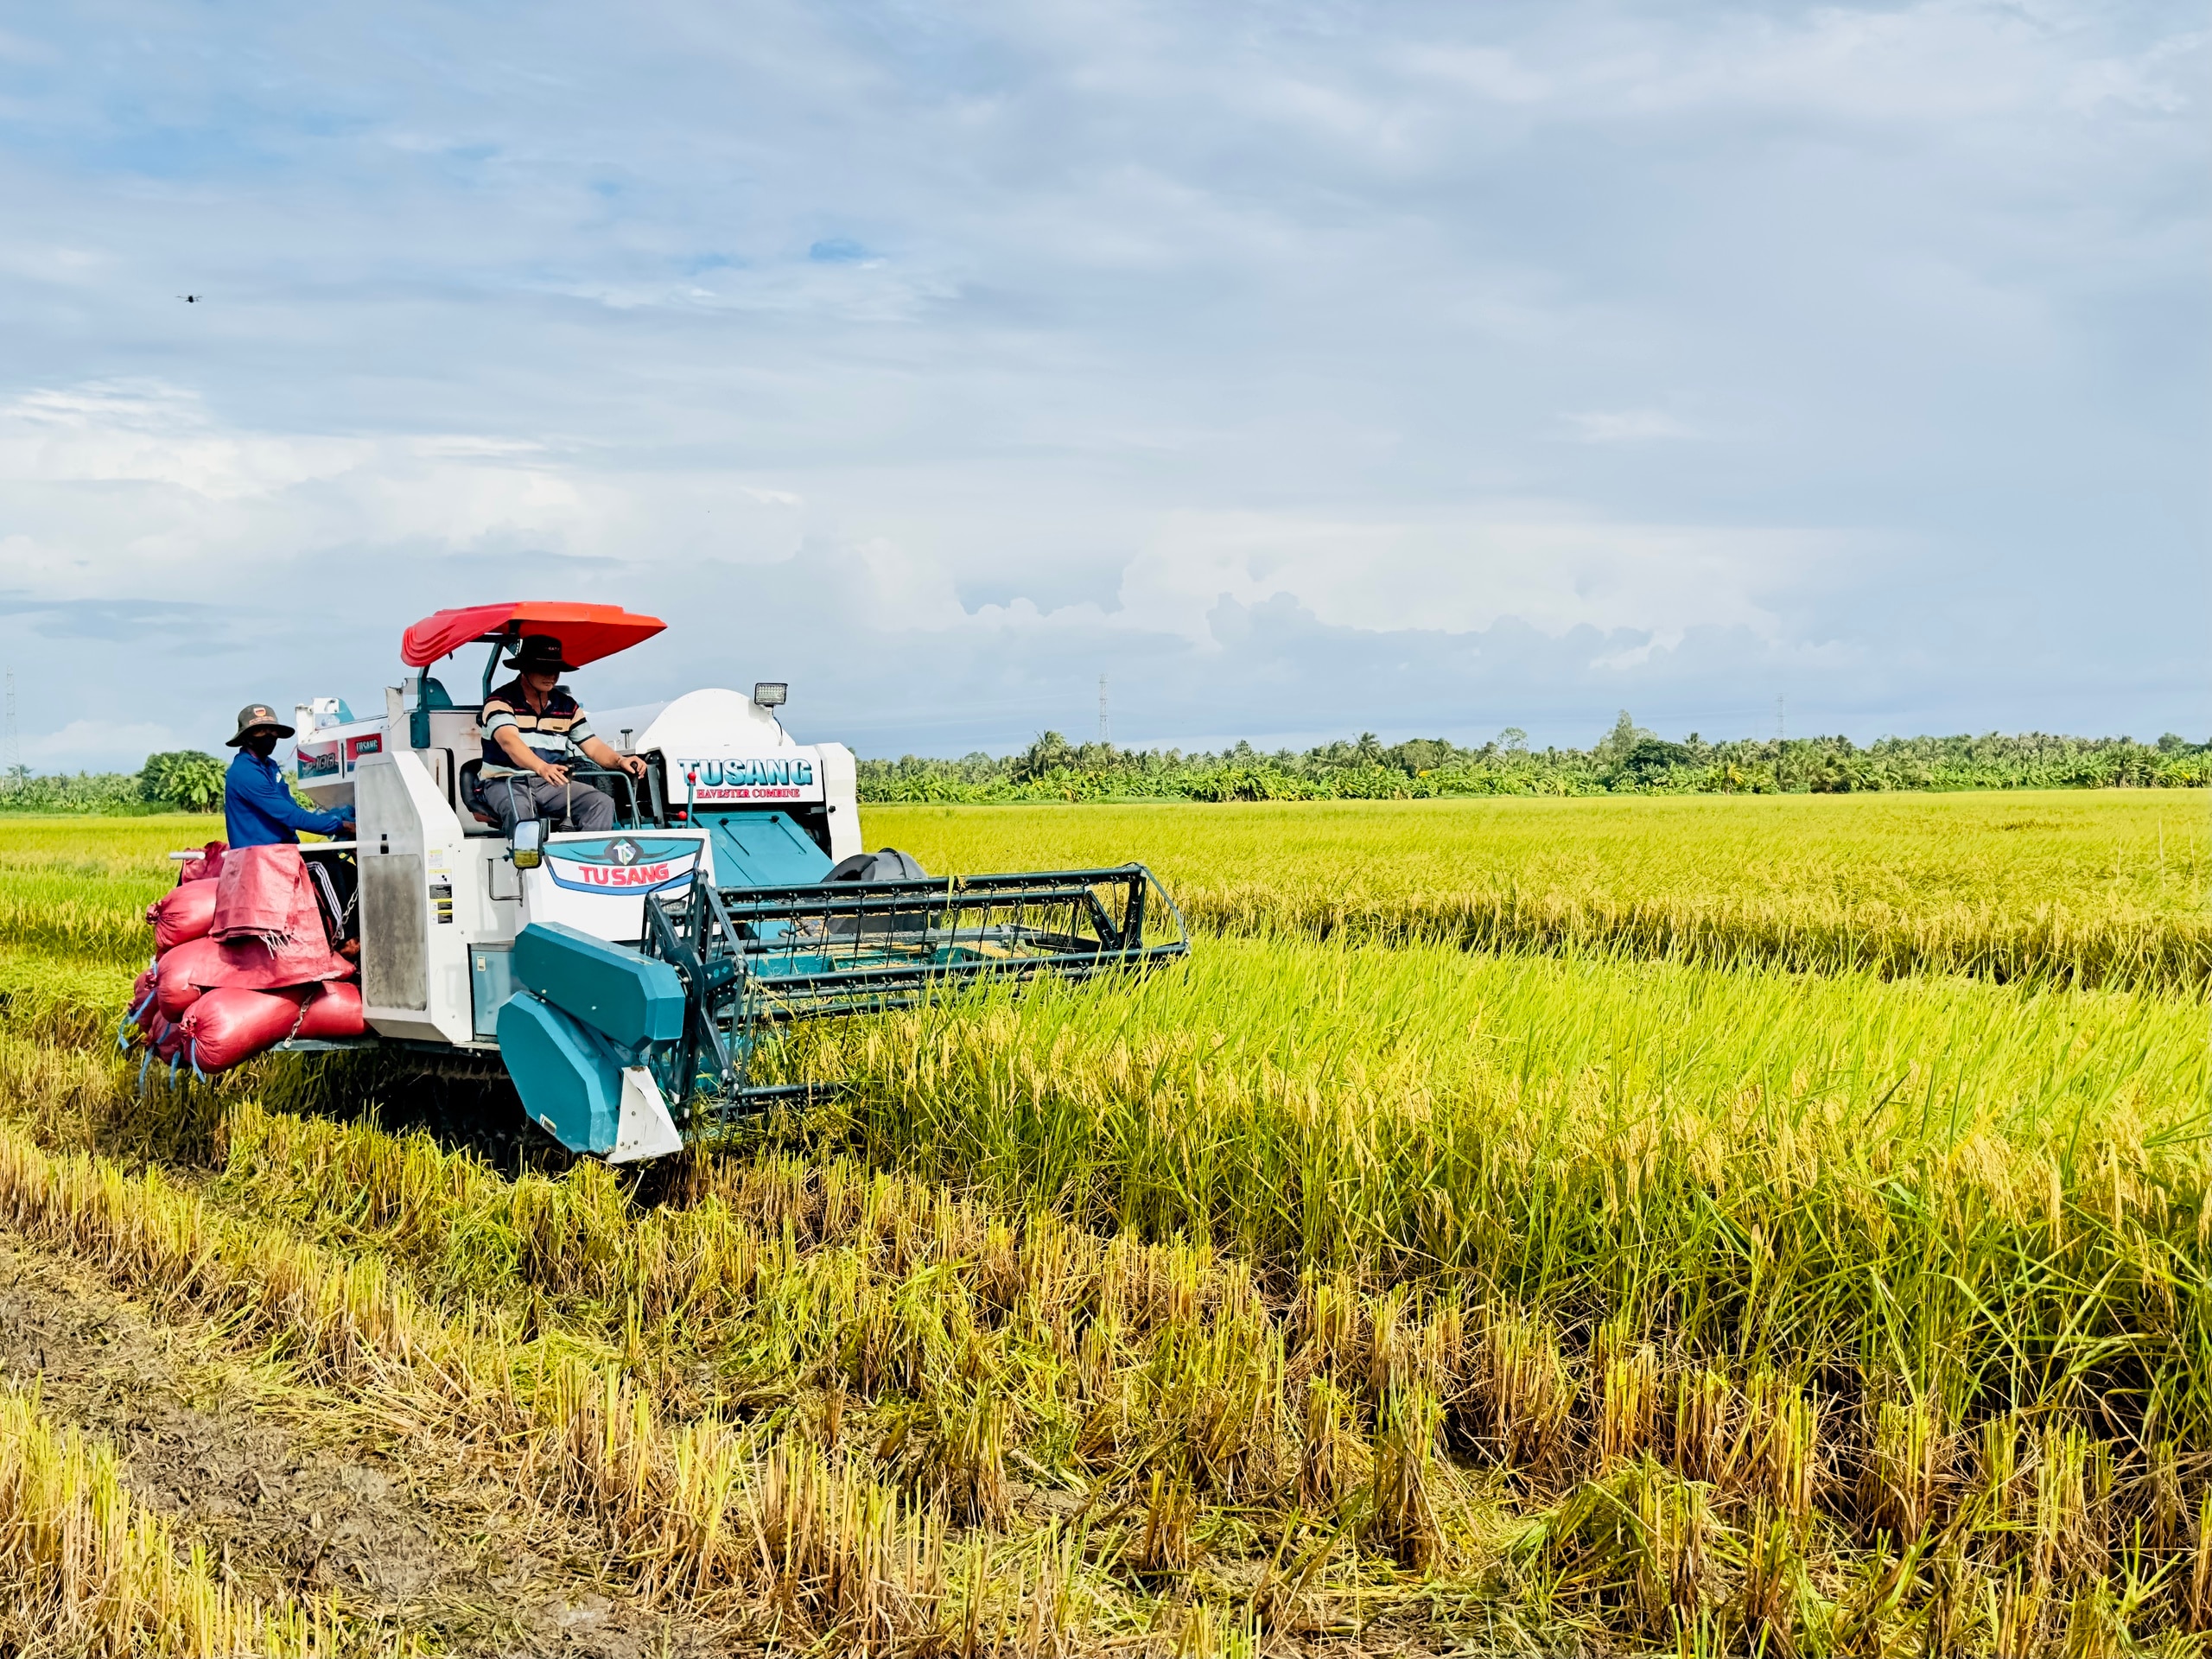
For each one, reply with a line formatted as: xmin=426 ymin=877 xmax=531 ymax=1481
xmin=400 ymin=602 xmax=667 ymax=670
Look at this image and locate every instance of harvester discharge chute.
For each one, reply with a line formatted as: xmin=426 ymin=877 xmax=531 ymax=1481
xmin=241 ymin=599 xmax=1190 ymax=1164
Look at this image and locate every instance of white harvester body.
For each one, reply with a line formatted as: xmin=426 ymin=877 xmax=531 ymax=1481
xmin=297 ymin=686 xmax=859 ymax=1058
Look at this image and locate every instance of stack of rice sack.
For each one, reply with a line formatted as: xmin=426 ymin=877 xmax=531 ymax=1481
xmin=127 ymin=842 xmax=366 ymax=1077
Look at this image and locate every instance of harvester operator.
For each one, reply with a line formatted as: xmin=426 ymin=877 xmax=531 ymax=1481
xmin=480 ymin=633 xmax=648 ymax=834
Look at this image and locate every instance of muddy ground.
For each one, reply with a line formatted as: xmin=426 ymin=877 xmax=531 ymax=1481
xmin=0 ymin=1231 xmax=735 ymax=1656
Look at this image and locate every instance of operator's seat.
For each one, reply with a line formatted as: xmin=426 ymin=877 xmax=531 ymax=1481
xmin=456 ymin=760 xmax=502 ymax=829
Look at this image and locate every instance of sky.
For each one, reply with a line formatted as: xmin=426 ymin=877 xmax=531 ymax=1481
xmin=0 ymin=0 xmax=2203 ymax=769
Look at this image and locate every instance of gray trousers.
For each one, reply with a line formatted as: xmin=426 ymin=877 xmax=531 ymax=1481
xmin=486 ymin=772 xmax=617 ymax=833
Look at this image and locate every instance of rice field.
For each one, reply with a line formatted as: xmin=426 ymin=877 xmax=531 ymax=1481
xmin=0 ymin=795 xmax=2204 ymax=1656
xmin=870 ymin=794 xmax=2212 ymax=990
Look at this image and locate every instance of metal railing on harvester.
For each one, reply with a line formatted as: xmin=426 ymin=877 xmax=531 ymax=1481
xmin=636 ymin=865 xmax=1189 ymax=1138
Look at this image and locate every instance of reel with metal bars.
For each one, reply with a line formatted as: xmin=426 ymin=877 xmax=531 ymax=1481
xmin=634 ymin=864 xmax=1190 ymax=1139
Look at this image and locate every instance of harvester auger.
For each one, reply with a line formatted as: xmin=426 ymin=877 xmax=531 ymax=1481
xmin=252 ymin=601 xmax=1189 ymax=1161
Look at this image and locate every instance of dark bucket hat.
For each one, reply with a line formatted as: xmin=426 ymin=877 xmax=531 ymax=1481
xmin=504 ymin=633 xmax=577 ymax=673
xmin=225 ymin=702 xmax=296 ymax=746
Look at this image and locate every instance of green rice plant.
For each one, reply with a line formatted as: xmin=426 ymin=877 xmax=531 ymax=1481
xmin=779 ymin=935 xmax=2203 ymax=1266
xmin=0 ymin=874 xmax=165 ymax=966
xmin=0 ymin=816 xmax=216 ymax=967
xmin=0 ymin=949 xmax=137 ymax=1047
xmin=867 ymin=791 xmax=2212 ymax=989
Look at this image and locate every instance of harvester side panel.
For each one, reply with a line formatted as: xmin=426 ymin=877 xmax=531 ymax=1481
xmin=355 ymin=752 xmax=478 ymax=1046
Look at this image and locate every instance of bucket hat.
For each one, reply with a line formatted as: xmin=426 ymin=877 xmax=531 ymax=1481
xmin=225 ymin=702 xmax=296 ymax=746
xmin=504 ymin=633 xmax=577 ymax=673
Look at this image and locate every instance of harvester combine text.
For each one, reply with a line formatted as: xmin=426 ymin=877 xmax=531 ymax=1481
xmin=178 ymin=602 xmax=1189 ymax=1163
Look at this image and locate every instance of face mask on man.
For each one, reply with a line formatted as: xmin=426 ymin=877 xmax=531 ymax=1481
xmin=245 ymin=733 xmax=280 ymax=760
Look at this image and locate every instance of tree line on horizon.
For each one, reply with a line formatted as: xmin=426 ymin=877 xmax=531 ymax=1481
xmin=0 ymin=717 xmax=2204 ymax=813
xmin=859 ymin=715 xmax=2212 ymax=802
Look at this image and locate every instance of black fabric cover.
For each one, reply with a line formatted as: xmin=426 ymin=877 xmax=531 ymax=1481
xmin=822 ymin=848 xmax=929 ymax=883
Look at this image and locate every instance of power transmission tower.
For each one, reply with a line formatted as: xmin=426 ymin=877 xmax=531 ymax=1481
xmin=3 ymin=667 xmax=19 ymax=781
xmin=1098 ymin=674 xmax=1111 ymax=746
xmin=1775 ymin=694 xmax=1786 ymax=744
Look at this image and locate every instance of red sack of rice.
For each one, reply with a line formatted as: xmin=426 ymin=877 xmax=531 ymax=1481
xmin=179 ymin=841 xmax=227 ymax=884
xmin=294 ymin=980 xmax=365 ymax=1039
xmin=181 ymin=987 xmax=307 ymax=1073
xmin=130 ymin=967 xmax=159 ymax=1033
xmin=210 ymin=935 xmax=352 ymax=992
xmin=149 ymin=879 xmax=219 ymax=951
xmin=156 ymin=935 xmax=227 ymax=1017
xmin=149 ymin=1012 xmax=189 ymax=1063
xmin=213 ymin=845 xmax=312 ymax=943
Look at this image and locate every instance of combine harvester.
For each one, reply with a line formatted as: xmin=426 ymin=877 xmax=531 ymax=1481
xmin=276 ymin=601 xmax=1187 ymax=1163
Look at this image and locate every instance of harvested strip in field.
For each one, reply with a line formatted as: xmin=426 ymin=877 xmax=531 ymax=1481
xmin=0 ymin=1370 xmax=411 ymax=1658
xmin=868 ymin=792 xmax=2212 ymax=989
xmin=0 ymin=1086 xmax=1170 ymax=1655
xmin=0 ymin=1235 xmax=680 ymax=1656
xmin=166 ymin=1088 xmax=2212 ymax=1648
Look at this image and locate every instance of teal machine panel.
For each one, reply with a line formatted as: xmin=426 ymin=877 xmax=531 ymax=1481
xmin=694 ymin=810 xmax=832 ymax=887
xmin=511 ymin=922 xmax=685 ymax=1050
xmin=495 ymin=921 xmax=689 ymax=1155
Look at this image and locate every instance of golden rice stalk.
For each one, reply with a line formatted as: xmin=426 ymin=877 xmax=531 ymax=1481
xmin=1476 ymin=1309 xmax=1573 ymax=1478
xmin=2032 ymin=1425 xmax=2096 ymax=1587
xmin=747 ymin=1434 xmax=949 ymax=1654
xmin=2188 ymin=1489 xmax=2212 ymax=1632
xmin=1367 ymin=1385 xmax=1444 ymax=1572
xmin=1859 ymin=1395 xmax=1943 ymax=1542
xmin=1738 ymin=1500 xmax=1802 ymax=1658
xmin=1746 ymin=1372 xmax=1820 ymax=1526
xmin=1992 ymin=1567 xmax=2050 ymax=1658
xmin=1671 ymin=1366 xmax=1740 ymax=1490
xmin=1134 ymin=1466 xmax=1199 ymax=1576
xmin=1295 ymin=1376 xmax=1365 ymax=1514
xmin=1595 ymin=1334 xmax=1660 ymax=1475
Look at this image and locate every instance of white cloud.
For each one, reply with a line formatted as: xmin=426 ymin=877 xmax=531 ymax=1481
xmin=0 ymin=382 xmax=810 ymax=601
xmin=25 ymin=719 xmax=179 ymax=769
xmin=0 ymin=382 xmax=368 ymax=501
xmin=0 ymin=0 xmax=2196 ymax=753
xmin=1116 ymin=511 xmax=1830 ymax=645
xmin=1560 ymin=410 xmax=1700 ymax=443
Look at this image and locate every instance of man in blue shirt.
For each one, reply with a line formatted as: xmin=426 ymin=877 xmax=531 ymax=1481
xmin=224 ymin=702 xmax=354 ymax=849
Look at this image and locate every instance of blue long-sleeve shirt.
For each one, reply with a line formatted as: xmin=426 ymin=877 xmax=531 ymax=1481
xmin=225 ymin=750 xmax=352 ymax=848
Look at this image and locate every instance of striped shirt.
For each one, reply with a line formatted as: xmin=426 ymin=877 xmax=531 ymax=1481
xmin=480 ymin=677 xmax=596 ymax=776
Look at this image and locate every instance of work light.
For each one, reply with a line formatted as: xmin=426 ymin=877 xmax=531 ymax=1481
xmin=753 ymin=683 xmax=788 ymax=709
